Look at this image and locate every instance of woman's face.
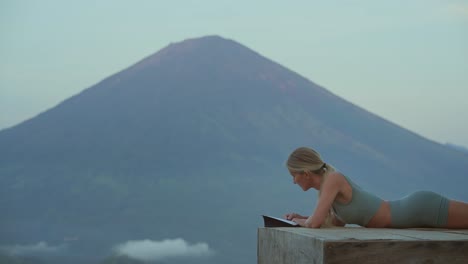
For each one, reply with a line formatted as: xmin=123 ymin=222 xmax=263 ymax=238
xmin=290 ymin=171 xmax=321 ymax=191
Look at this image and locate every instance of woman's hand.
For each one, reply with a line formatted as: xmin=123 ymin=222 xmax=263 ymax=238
xmin=292 ymin=218 xmax=308 ymax=227
xmin=284 ymin=213 xmax=307 ymax=220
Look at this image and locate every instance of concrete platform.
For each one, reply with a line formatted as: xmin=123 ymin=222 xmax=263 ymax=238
xmin=258 ymin=227 xmax=468 ymax=264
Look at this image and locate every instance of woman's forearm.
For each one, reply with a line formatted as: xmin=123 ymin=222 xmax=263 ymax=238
xmin=305 ymin=215 xmax=323 ymax=228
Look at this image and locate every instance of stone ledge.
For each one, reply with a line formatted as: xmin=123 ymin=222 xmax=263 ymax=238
xmin=258 ymin=227 xmax=468 ymax=264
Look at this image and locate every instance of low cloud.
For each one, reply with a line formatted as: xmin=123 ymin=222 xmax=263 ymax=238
xmin=0 ymin=241 xmax=66 ymax=256
xmin=114 ymin=238 xmax=215 ymax=261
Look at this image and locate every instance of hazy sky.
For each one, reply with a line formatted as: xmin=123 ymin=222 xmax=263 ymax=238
xmin=1 ymin=0 xmax=467 ymax=146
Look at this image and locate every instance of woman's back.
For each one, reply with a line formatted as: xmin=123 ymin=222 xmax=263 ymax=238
xmin=332 ymin=173 xmax=383 ymax=226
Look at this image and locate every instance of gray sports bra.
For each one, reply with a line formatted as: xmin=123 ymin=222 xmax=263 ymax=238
xmin=332 ymin=174 xmax=383 ymax=226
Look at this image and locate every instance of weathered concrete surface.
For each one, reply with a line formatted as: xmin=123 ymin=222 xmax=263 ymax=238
xmin=258 ymin=227 xmax=468 ymax=264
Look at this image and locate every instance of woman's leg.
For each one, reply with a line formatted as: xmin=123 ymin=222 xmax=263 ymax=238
xmin=447 ymin=200 xmax=468 ymax=228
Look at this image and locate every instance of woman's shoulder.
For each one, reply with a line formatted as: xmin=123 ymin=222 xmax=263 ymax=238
xmin=324 ymin=171 xmax=348 ymax=187
xmin=327 ymin=171 xmax=346 ymax=181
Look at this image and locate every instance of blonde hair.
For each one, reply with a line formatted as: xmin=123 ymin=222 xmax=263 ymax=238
xmin=286 ymin=147 xmax=335 ymax=175
xmin=286 ymin=147 xmax=337 ymax=228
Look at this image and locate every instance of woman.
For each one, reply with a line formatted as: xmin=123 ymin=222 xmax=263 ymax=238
xmin=284 ymin=147 xmax=468 ymax=228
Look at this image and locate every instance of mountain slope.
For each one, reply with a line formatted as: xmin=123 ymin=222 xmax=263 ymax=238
xmin=1 ymin=35 xmax=467 ymax=264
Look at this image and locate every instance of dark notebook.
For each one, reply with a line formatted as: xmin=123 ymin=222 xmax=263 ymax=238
xmin=262 ymin=215 xmax=299 ymax=227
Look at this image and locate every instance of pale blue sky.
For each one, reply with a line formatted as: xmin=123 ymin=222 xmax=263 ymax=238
xmin=1 ymin=0 xmax=467 ymax=146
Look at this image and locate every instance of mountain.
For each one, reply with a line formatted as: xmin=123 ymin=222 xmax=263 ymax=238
xmin=1 ymin=35 xmax=468 ymax=264
xmin=446 ymin=143 xmax=468 ymax=155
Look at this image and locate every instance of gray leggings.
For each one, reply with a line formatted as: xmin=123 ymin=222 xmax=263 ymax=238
xmin=389 ymin=191 xmax=450 ymax=228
